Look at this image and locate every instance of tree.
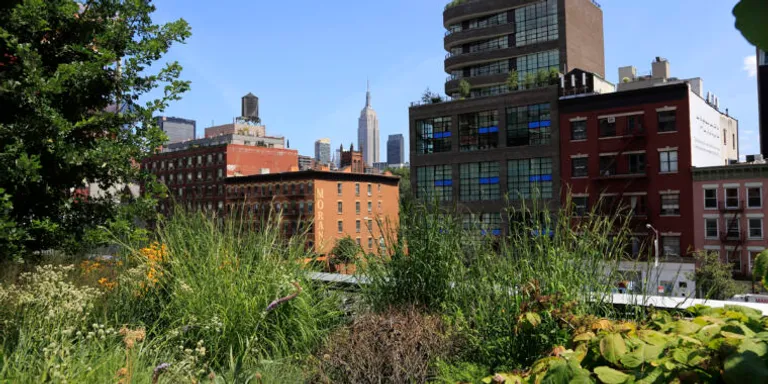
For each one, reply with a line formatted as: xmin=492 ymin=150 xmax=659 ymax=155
xmin=506 ymin=70 xmax=519 ymax=91
xmin=688 ymin=251 xmax=744 ymax=300
xmin=536 ymin=69 xmax=549 ymax=87
xmin=0 ymin=0 xmax=191 ymax=259
xmin=752 ymin=248 xmax=768 ymax=289
xmin=458 ymin=79 xmax=471 ymax=99
xmin=420 ymin=88 xmax=442 ymax=104
xmin=331 ymin=236 xmax=361 ymax=264
xmin=733 ymin=0 xmax=768 ymax=51
xmin=386 ymin=167 xmax=412 ymax=207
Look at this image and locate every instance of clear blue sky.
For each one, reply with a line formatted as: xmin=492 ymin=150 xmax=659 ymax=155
xmin=150 ymin=0 xmax=760 ymax=161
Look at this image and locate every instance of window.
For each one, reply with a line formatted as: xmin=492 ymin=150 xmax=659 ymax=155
xmin=506 ymin=104 xmax=551 ymax=146
xmin=416 ymin=165 xmax=453 ymax=201
xmin=573 ymin=197 xmax=588 ymax=217
xmin=570 ymin=120 xmax=587 ymax=140
xmin=728 ymin=251 xmax=742 ymax=273
xmin=509 ymin=50 xmax=559 ymax=91
xmin=598 ymin=118 xmax=616 ymax=137
xmin=659 ymin=150 xmax=678 ymax=173
xmin=217 ymin=169 xmax=223 ymax=179
xmin=355 ymin=201 xmax=360 ymax=215
xmin=367 ymin=184 xmax=372 ymax=196
xmin=368 ymin=237 xmax=373 ymax=249
xmin=356 ymin=238 xmax=361 ymax=246
xmin=197 ymin=171 xmax=202 ymax=181
xmin=468 ymin=11 xmax=507 ymax=30
xmin=378 ymin=184 xmax=381 ymax=193
xmin=662 ymin=236 xmax=680 ymax=257
xmin=572 ymin=157 xmax=588 ymax=178
xmin=206 ymin=154 xmax=212 ymax=164
xmin=368 ymin=201 xmax=372 ymax=213
xmin=599 ymin=155 xmax=616 ymax=176
xmin=460 ymin=162 xmax=500 ymax=201
xmin=748 ymin=187 xmax=762 ymax=208
xmin=470 ymin=84 xmax=509 ymax=98
xmin=657 ymin=110 xmax=677 ymax=132
xmin=704 ymin=189 xmax=717 ymax=209
xmin=660 ymin=194 xmax=680 ymax=215
xmin=626 ymin=115 xmax=644 ymax=135
xmin=463 ymin=213 xmax=503 ymax=236
xmin=514 ymin=0 xmax=558 ymax=47
xmin=378 ymin=201 xmax=382 ymax=211
xmin=725 ymin=188 xmax=739 ymax=208
xmin=338 ymin=220 xmax=343 ymax=233
xmin=628 ymin=195 xmax=648 ymax=216
xmin=355 ymin=183 xmax=360 ymax=196
xmin=367 ymin=220 xmax=373 ymax=231
xmin=337 ymin=201 xmax=343 ymax=214
xmin=459 ymin=110 xmax=499 ymax=151
xmin=705 ymin=219 xmax=719 ymax=239
xmin=356 ymin=220 xmax=361 ymax=233
xmin=749 ymin=218 xmax=763 ymax=239
xmin=308 ymin=201 xmax=314 ymax=213
xmin=469 ymin=60 xmax=509 ymax=77
xmin=336 ymin=183 xmax=342 ymax=196
xmin=628 ymin=153 xmax=646 ymax=174
xmin=468 ymin=35 xmax=508 ymax=53
xmin=508 ymin=158 xmax=553 ymax=200
xmin=416 ymin=117 xmax=452 ymax=154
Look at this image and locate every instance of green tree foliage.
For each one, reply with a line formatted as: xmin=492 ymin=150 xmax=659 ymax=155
xmin=733 ymin=0 xmax=768 ymax=50
xmin=0 ymin=0 xmax=191 ymax=259
xmin=752 ymin=249 xmax=768 ymax=289
xmin=458 ymin=79 xmax=471 ymax=99
xmin=689 ymin=251 xmax=744 ymax=300
xmin=506 ymin=70 xmax=519 ymax=91
xmin=331 ymin=236 xmax=361 ymax=264
xmin=386 ymin=166 xmax=411 ymax=207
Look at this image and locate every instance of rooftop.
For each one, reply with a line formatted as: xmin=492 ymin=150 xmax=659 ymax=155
xmin=225 ymin=169 xmax=400 ymax=185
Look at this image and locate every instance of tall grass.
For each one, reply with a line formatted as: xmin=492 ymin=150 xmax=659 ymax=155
xmin=0 ymin=208 xmax=342 ymax=382
xmin=361 ymin=195 xmax=633 ymax=370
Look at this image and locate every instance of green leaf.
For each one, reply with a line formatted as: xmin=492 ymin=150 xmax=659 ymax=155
xmin=569 ymin=375 xmax=594 ymax=384
xmin=593 ymin=366 xmax=629 ymax=384
xmin=672 ymin=349 xmax=690 ymax=365
xmin=733 ymin=0 xmax=768 ymax=51
xmin=696 ymin=324 xmax=722 ymax=342
xmin=635 ymin=367 xmax=664 ymax=384
xmin=619 ymin=345 xmax=644 ymax=369
xmin=643 ymin=343 xmax=665 ymax=361
xmin=638 ymin=330 xmax=669 ymax=346
xmin=574 ymin=332 xmax=597 ymax=342
xmin=525 ymin=312 xmax=543 ymax=328
xmin=672 ymin=321 xmax=701 ymax=335
xmin=542 ymin=361 xmax=573 ymax=384
xmin=600 ymin=333 xmax=628 ymax=365
xmin=723 ymin=347 xmax=768 ymax=384
xmin=737 ymin=338 xmax=768 ymax=358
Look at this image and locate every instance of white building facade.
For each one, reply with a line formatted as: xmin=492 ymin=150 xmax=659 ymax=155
xmin=358 ymin=83 xmax=380 ymax=166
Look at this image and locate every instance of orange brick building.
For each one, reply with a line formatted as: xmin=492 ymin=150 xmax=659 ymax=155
xmin=141 ymin=144 xmax=298 ymax=214
xmin=226 ymin=169 xmax=400 ymax=255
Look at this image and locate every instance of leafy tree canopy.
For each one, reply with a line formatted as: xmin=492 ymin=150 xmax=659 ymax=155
xmin=734 ymin=0 xmax=768 ymax=51
xmin=0 ymin=0 xmax=190 ymax=259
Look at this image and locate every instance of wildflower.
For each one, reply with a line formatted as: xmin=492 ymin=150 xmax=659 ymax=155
xmin=152 ymin=363 xmax=171 ymax=384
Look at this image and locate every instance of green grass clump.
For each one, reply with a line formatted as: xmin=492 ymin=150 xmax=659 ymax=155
xmin=361 ymin=197 xmax=632 ymax=370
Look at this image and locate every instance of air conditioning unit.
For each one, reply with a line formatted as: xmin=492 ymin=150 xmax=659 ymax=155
xmin=607 ymin=116 xmax=616 ymax=124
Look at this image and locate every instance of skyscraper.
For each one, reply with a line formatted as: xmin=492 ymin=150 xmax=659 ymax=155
xmin=387 ymin=134 xmax=405 ymax=165
xmin=156 ymin=116 xmax=196 ymax=144
xmin=358 ymin=81 xmax=380 ymax=166
xmin=315 ymin=138 xmax=331 ymax=164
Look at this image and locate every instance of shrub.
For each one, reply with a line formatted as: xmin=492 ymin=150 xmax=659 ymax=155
xmin=475 ymin=305 xmax=768 ymax=383
xmin=459 ymin=79 xmax=472 ymax=99
xmin=313 ymin=308 xmax=460 ymax=384
xmin=362 ymin=198 xmax=631 ymax=370
xmin=506 ymin=70 xmax=519 ymax=91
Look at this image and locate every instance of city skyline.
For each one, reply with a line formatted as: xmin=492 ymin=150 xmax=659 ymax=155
xmin=149 ymin=0 xmax=758 ymax=161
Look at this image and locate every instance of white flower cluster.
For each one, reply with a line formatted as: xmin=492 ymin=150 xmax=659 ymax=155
xmin=13 ymin=265 xmax=103 ymax=326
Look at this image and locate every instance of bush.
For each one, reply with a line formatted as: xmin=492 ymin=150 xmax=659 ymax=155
xmin=361 ymin=198 xmax=631 ymax=370
xmin=474 ymin=305 xmax=768 ymax=383
xmin=313 ymin=308 xmax=460 ymax=384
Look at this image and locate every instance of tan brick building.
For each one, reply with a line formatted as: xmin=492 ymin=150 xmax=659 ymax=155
xmin=226 ymin=169 xmax=400 ymax=255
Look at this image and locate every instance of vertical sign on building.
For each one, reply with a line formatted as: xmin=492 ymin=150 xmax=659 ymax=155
xmin=316 ymin=187 xmax=325 ymax=245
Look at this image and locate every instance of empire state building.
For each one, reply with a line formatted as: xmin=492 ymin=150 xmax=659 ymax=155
xmin=358 ymin=82 xmax=380 ymax=166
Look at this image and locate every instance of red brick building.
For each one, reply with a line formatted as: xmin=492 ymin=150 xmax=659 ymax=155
xmin=225 ymin=169 xmax=400 ymax=255
xmin=559 ymin=73 xmax=737 ymax=260
xmin=142 ymin=144 xmax=298 ymax=214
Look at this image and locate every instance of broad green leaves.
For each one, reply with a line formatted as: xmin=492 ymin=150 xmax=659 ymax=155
xmin=733 ymin=0 xmax=768 ymax=51
xmin=599 ymin=333 xmax=626 ymax=365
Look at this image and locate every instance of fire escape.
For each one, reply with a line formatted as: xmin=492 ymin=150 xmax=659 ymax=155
xmin=593 ymin=117 xmax=648 ymax=229
xmin=719 ymin=199 xmax=745 ymax=273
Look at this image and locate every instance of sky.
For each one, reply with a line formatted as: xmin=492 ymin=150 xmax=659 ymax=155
xmin=149 ymin=0 xmax=761 ymax=162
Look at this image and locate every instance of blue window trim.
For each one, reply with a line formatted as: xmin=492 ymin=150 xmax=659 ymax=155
xmin=434 ymin=179 xmax=453 ymax=187
xmin=478 ymin=126 xmax=499 ymax=134
xmin=529 ymin=175 xmax=552 ymax=182
xmin=479 ymin=177 xmax=500 ymax=185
